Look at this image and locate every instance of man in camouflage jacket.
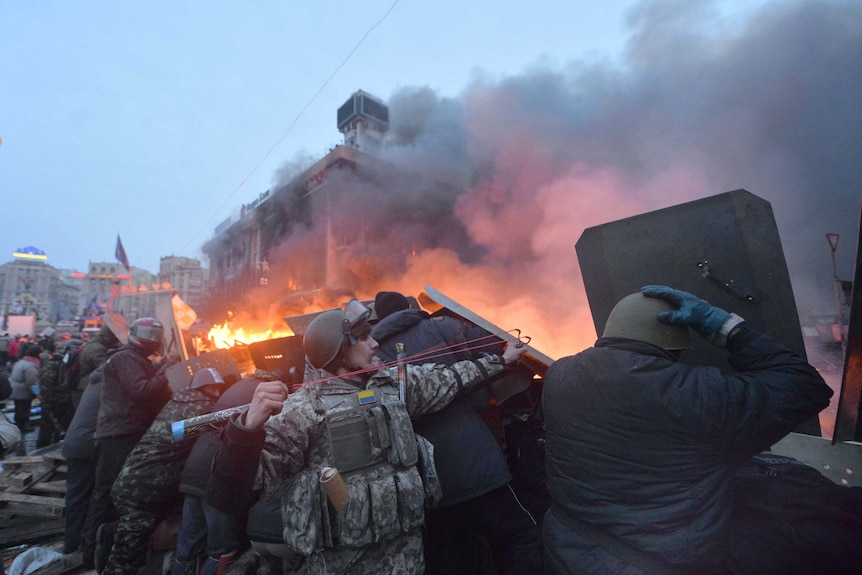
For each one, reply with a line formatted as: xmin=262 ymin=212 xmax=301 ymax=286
xmin=101 ymin=368 xmax=231 ymax=575
xmin=35 ymin=342 xmax=75 ymax=448
xmin=207 ymin=302 xmax=527 ymax=575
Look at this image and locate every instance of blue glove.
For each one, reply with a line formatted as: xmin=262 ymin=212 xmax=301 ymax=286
xmin=641 ymin=285 xmax=730 ymax=337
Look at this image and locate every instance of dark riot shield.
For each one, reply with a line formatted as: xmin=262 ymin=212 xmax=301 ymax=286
xmin=833 ymin=205 xmax=862 ymax=443
xmin=576 ymin=188 xmax=821 ymax=436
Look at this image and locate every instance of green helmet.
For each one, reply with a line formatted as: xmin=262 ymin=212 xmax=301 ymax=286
xmin=303 ymin=299 xmax=373 ymax=369
xmin=602 ymin=292 xmax=690 ymax=351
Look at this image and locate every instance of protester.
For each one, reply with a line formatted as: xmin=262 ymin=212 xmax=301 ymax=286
xmin=371 ymin=290 xmax=543 ymax=574
xmin=100 ymin=368 xmax=231 ymax=575
xmin=541 ymin=286 xmax=834 ymax=575
xmin=0 ymin=332 xmax=11 ymax=367
xmin=81 ymin=317 xmax=176 ymax=569
xmin=206 ymin=299 xmax=527 ymax=575
xmin=7 ymin=335 xmax=22 ymax=367
xmin=172 ymin=370 xmax=290 ymax=575
xmin=35 ymin=339 xmax=75 ymax=448
xmin=0 ymin=411 xmax=21 ymax=458
xmin=61 ymin=357 xmax=112 ymax=555
xmin=9 ymin=342 xmax=40 ymax=443
xmin=73 ymin=323 xmax=121 ymax=408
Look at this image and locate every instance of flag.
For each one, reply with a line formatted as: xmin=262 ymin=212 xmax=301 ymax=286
xmin=171 ymin=292 xmax=198 ymax=331
xmin=115 ymin=234 xmax=131 ymax=272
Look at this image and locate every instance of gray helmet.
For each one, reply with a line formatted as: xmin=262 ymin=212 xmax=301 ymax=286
xmin=603 ymin=292 xmax=690 ymax=350
xmin=303 ymin=300 xmax=372 ymax=369
xmin=190 ymin=367 xmax=225 ymax=390
xmin=304 ymin=310 xmax=349 ymax=369
xmin=128 ymin=317 xmax=164 ymax=355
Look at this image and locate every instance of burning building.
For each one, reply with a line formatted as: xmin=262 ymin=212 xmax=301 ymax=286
xmin=201 ymin=90 xmax=478 ymax=339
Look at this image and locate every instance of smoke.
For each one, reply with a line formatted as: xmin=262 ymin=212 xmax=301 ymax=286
xmin=218 ymin=0 xmax=862 ymax=358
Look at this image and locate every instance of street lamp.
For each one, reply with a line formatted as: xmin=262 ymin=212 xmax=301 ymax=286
xmin=826 ymin=233 xmax=846 ymax=355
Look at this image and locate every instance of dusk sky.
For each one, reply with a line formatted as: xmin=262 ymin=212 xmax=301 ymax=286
xmin=2 ymin=0 xmax=779 ymax=273
xmin=3 ymin=0 xmax=862 ymax=348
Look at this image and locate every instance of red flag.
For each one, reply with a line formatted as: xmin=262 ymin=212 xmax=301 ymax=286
xmin=115 ymin=234 xmax=131 ymax=272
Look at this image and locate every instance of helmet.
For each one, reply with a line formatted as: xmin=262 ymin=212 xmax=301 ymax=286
xmin=603 ymin=292 xmax=690 ymax=351
xmin=190 ymin=367 xmax=225 ymax=390
xmin=128 ymin=317 xmax=164 ymax=354
xmin=304 ymin=310 xmax=349 ymax=369
xmin=99 ymin=323 xmax=119 ymax=346
xmin=304 ymin=300 xmax=372 ymax=369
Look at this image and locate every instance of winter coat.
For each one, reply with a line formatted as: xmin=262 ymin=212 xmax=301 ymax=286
xmin=207 ymin=356 xmax=509 ymax=575
xmin=371 ymin=309 xmax=511 ymax=506
xmin=541 ymin=328 xmax=833 ymax=575
xmin=0 ymin=413 xmax=21 ymax=457
xmin=10 ymin=356 xmax=39 ymax=401
xmin=77 ymin=330 xmax=120 ymax=392
xmin=40 ymin=352 xmax=71 ymax=407
xmin=179 ymin=376 xmax=262 ymax=498
xmin=61 ymin=361 xmax=107 ymax=460
xmin=94 ymin=344 xmax=172 ymax=440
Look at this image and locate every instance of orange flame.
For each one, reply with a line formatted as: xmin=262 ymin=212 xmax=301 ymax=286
xmin=207 ymin=322 xmax=294 ymax=349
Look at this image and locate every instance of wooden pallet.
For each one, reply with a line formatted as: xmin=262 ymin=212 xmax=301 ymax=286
xmin=0 ymin=447 xmax=67 ymax=518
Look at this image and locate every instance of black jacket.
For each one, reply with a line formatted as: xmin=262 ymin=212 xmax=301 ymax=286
xmin=95 ymin=344 xmax=172 ymax=440
xmin=542 ymin=329 xmax=833 ymax=575
xmin=371 ymin=309 xmax=511 ymax=506
xmin=179 ymin=376 xmax=262 ymax=498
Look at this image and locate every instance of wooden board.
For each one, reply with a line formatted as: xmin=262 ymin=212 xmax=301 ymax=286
xmin=0 ymin=493 xmax=65 ymax=517
xmin=418 ymin=285 xmax=554 ymax=378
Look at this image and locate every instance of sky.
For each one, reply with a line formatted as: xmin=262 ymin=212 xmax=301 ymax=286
xmin=3 ymin=0 xmax=768 ymax=272
xmin=3 ymin=0 xmax=862 ymax=354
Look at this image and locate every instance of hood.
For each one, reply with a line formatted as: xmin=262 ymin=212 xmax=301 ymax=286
xmin=370 ymin=308 xmax=430 ymax=342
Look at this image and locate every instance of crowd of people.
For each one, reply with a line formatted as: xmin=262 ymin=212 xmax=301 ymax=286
xmin=1 ymin=286 xmax=860 ymax=574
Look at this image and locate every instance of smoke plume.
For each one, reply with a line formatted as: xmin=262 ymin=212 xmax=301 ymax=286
xmin=223 ymin=0 xmax=862 ymax=358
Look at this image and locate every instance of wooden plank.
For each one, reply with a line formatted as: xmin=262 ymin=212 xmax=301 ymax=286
xmin=1 ymin=455 xmax=53 ymax=468
xmin=0 ymin=471 xmax=34 ymax=488
xmin=42 ymin=452 xmax=67 ymax=464
xmin=29 ymin=480 xmax=67 ymax=495
xmin=0 ymin=493 xmax=65 ymax=517
xmin=0 ymin=515 xmax=65 ymax=547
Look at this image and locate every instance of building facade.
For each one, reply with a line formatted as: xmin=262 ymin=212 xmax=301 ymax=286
xmin=0 ymin=250 xmax=80 ymax=324
xmin=158 ymin=255 xmax=207 ymax=310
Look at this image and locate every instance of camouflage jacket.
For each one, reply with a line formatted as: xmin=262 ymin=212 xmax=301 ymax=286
xmin=112 ymin=388 xmax=217 ymax=507
xmin=209 ymin=355 xmax=507 ymax=575
xmin=39 ymin=353 xmax=69 ymax=406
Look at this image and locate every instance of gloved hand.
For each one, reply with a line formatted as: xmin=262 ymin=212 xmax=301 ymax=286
xmin=641 ymin=285 xmax=730 ymax=338
xmin=156 ymin=356 xmax=180 ymax=377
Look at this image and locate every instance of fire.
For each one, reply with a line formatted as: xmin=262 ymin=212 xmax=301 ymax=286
xmin=207 ymin=322 xmax=294 ymax=349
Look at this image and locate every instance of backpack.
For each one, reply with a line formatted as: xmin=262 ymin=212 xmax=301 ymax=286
xmin=61 ymin=346 xmax=83 ymax=391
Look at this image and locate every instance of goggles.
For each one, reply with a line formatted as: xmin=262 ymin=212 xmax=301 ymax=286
xmin=341 ymin=299 xmax=372 ymax=345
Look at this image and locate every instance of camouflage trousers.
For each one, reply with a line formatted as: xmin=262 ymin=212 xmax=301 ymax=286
xmin=100 ymin=500 xmax=169 ymax=575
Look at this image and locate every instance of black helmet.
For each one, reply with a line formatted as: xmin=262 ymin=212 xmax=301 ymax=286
xmin=603 ymin=292 xmax=690 ymax=351
xmin=128 ymin=317 xmax=164 ymax=355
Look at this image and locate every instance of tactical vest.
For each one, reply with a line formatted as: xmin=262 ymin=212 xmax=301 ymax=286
xmin=280 ymin=384 xmax=441 ymax=556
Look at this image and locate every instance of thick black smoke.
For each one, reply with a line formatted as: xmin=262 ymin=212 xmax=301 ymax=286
xmin=373 ymin=0 xmax=862 ymax=338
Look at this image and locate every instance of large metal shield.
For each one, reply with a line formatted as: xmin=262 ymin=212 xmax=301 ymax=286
xmin=576 ymin=189 xmax=819 ymax=435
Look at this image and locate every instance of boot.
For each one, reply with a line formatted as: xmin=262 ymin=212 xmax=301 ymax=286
xmin=94 ymin=520 xmax=118 ymax=574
